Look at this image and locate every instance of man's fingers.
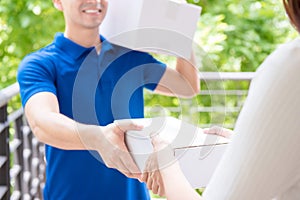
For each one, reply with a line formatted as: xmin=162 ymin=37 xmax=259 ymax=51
xmin=114 ymin=120 xmax=144 ymax=132
xmin=151 ymin=135 xmax=169 ymax=152
xmin=119 ymin=150 xmax=141 ymax=177
xmin=144 ymin=153 xmax=159 ymax=173
xmin=117 ymin=158 xmax=141 ymax=179
xmin=106 ymin=144 xmax=141 ymax=179
xmin=121 ymin=123 xmax=144 ymax=132
xmin=141 ymin=172 xmax=149 ymax=183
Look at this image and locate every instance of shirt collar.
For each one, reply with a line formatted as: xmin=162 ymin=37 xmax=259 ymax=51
xmin=53 ymin=32 xmax=113 ymax=60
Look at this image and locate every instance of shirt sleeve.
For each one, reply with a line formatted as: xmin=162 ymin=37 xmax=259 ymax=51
xmin=17 ymin=53 xmax=57 ymax=107
xmin=203 ymin=39 xmax=300 ymax=200
xmin=140 ymin=52 xmax=167 ymax=91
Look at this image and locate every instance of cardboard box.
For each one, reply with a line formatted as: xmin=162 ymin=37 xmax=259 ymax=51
xmin=100 ymin=0 xmax=202 ymax=58
xmin=115 ymin=117 xmax=229 ymax=188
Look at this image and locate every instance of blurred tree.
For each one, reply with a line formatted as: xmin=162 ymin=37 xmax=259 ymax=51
xmin=147 ymin=0 xmax=298 ymax=126
xmin=0 ymin=0 xmax=298 ymax=124
xmin=190 ymin=0 xmax=298 ymax=72
xmin=1 ymin=0 xmax=299 ymax=198
xmin=0 ymin=0 xmax=64 ymax=89
xmin=1 ymin=0 xmax=297 ymax=89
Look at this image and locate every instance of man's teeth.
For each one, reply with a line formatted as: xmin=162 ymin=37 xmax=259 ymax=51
xmin=84 ymin=9 xmax=101 ymax=13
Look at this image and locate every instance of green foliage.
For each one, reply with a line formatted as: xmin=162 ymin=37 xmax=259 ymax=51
xmin=146 ymin=0 xmax=298 ymax=128
xmin=191 ymin=0 xmax=298 ymax=72
xmin=0 ymin=0 xmax=298 ymax=198
xmin=0 ymin=0 xmax=64 ymax=89
xmin=0 ymin=0 xmax=298 ymax=123
xmin=1 ymin=0 xmax=297 ymax=90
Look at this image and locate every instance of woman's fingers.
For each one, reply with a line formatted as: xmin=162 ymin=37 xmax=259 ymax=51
xmin=203 ymin=126 xmax=234 ymax=139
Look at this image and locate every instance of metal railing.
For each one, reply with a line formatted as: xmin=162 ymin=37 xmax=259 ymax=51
xmin=0 ymin=72 xmax=254 ymax=200
xmin=145 ymin=72 xmax=255 ymax=128
xmin=0 ymin=83 xmax=45 ymax=200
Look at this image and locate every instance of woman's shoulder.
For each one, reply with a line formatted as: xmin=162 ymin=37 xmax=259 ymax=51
xmin=253 ymin=38 xmax=300 ymax=83
xmin=258 ymin=38 xmax=300 ymax=70
xmin=273 ymin=38 xmax=300 ymax=59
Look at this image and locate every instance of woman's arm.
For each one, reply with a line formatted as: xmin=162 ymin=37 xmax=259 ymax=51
xmin=143 ymin=128 xmax=233 ymax=199
xmin=142 ymin=135 xmax=203 ymax=200
xmin=160 ymin=162 xmax=202 ymax=200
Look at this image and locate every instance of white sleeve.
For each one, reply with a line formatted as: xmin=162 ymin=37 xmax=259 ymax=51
xmin=203 ymin=39 xmax=300 ymax=200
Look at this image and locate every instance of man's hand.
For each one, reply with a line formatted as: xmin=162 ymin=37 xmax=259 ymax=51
xmin=85 ymin=122 xmax=144 ymax=180
xmin=24 ymin=91 xmax=145 ymax=180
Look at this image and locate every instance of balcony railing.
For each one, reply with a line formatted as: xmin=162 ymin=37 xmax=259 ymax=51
xmin=145 ymin=72 xmax=255 ymax=128
xmin=0 ymin=83 xmax=45 ymax=200
xmin=0 ymin=72 xmax=254 ymax=200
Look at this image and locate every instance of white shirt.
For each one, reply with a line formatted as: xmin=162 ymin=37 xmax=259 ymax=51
xmin=203 ymin=38 xmax=300 ymax=199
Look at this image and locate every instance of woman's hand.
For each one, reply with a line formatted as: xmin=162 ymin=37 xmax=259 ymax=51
xmin=203 ymin=126 xmax=234 ymax=139
xmin=142 ymin=135 xmax=176 ymax=197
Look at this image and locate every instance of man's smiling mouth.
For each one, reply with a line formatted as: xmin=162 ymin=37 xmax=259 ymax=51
xmin=83 ymin=9 xmax=102 ymax=14
xmin=81 ymin=2 xmax=102 ymax=14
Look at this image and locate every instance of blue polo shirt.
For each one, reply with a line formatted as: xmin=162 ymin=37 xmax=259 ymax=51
xmin=17 ymin=33 xmax=166 ymax=200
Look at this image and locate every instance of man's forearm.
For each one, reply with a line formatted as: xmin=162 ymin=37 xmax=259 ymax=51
xmin=175 ymin=52 xmax=200 ymax=95
xmin=154 ymin=52 xmax=200 ymax=98
xmin=28 ymin=111 xmax=101 ymax=150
